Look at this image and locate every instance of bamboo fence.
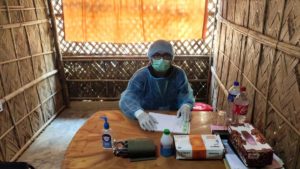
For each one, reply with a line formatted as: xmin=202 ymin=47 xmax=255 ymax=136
xmin=212 ymin=0 xmax=300 ymax=168
xmin=0 ymin=0 xmax=67 ymax=161
xmin=63 ymin=56 xmax=210 ymax=101
xmin=52 ymin=0 xmax=218 ymax=102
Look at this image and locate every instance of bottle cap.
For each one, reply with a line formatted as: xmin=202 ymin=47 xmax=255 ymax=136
xmin=240 ymin=86 xmax=246 ymax=91
xmin=101 ymin=116 xmax=109 ymax=129
xmin=163 ymin=129 xmax=170 ymax=135
xmin=234 ymin=81 xmax=239 ymax=86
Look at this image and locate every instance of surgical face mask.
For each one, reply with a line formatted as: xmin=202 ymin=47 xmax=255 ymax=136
xmin=152 ymin=59 xmax=171 ymax=72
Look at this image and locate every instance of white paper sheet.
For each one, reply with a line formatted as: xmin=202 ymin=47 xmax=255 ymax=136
xmin=149 ymin=112 xmax=190 ymax=134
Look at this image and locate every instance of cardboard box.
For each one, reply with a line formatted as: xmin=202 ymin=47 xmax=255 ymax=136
xmin=228 ymin=123 xmax=273 ymax=167
xmin=174 ymin=134 xmax=224 ymax=160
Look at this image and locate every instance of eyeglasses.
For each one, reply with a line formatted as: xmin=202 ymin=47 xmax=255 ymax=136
xmin=152 ymin=53 xmax=172 ymax=60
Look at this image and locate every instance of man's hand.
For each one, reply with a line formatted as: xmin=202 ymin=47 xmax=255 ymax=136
xmin=177 ymin=104 xmax=192 ymax=122
xmin=136 ymin=111 xmax=158 ymax=131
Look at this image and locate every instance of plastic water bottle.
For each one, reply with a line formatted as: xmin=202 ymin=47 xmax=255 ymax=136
xmin=227 ymin=81 xmax=240 ymax=124
xmin=233 ymin=87 xmax=249 ymax=123
xmin=160 ymin=129 xmax=174 ymax=157
xmin=101 ymin=116 xmax=112 ymax=149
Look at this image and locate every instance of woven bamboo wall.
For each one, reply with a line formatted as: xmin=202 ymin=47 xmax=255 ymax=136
xmin=63 ymin=56 xmax=210 ymax=101
xmin=212 ymin=0 xmax=300 ymax=168
xmin=0 ymin=0 xmax=66 ymax=161
xmin=52 ymin=0 xmax=218 ymax=102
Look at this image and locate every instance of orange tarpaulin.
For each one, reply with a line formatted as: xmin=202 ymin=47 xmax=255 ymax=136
xmin=63 ymin=0 xmax=208 ymax=43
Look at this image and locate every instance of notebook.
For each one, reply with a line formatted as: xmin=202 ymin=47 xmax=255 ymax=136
xmin=149 ymin=112 xmax=190 ymax=134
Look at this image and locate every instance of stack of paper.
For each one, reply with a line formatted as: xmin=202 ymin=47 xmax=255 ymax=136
xmin=149 ymin=112 xmax=190 ymax=134
xmin=222 ymin=139 xmax=247 ymax=169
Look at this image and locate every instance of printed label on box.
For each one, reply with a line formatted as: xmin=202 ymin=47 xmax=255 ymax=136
xmin=174 ymin=134 xmax=224 ymax=160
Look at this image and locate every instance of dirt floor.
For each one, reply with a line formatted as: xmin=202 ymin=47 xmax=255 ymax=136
xmin=17 ymin=101 xmax=119 ymax=169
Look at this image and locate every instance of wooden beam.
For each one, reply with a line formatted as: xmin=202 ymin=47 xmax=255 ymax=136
xmin=66 ymin=79 xmax=208 ymax=82
xmin=47 ymin=0 xmax=70 ymax=106
xmin=0 ymin=7 xmax=46 ymax=11
xmin=0 ymin=70 xmax=58 ymax=103
xmin=0 ymin=19 xmax=49 ymax=29
xmin=62 ymin=55 xmax=210 ymax=61
xmin=0 ymin=51 xmax=54 ymax=65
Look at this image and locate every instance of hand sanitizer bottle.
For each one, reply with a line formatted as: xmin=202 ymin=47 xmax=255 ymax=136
xmin=160 ymin=129 xmax=174 ymax=157
xmin=101 ymin=116 xmax=112 ymax=149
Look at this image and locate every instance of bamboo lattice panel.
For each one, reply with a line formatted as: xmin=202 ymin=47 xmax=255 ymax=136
xmin=64 ymin=57 xmax=209 ymax=101
xmin=213 ymin=0 xmax=300 ymax=168
xmin=52 ymin=0 xmax=217 ymax=56
xmin=52 ymin=0 xmax=218 ymax=101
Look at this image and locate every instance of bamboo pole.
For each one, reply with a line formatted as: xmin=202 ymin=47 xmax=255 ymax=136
xmin=215 ymin=0 xmax=229 ymax=108
xmin=206 ymin=0 xmax=219 ymax=104
xmin=223 ymin=0 xmax=236 ymax=95
xmin=0 ymin=51 xmax=54 ymax=66
xmin=66 ymin=79 xmax=208 ymax=82
xmin=216 ymin=50 xmax=300 ymax=137
xmin=47 ymin=0 xmax=69 ymax=106
xmin=0 ymin=6 xmax=24 ymax=9
xmin=62 ymin=55 xmax=210 ymax=61
xmin=0 ymin=19 xmax=48 ymax=29
xmin=211 ymin=66 xmax=228 ymax=97
xmin=14 ymin=91 xmax=59 ymax=127
xmin=216 ymin=35 xmax=226 ymax=106
xmin=224 ymin=30 xmax=233 ymax=92
xmin=217 ymin=14 xmax=300 ymax=59
xmin=0 ymin=7 xmax=46 ymax=11
xmin=0 ymin=70 xmax=58 ymax=103
xmin=277 ymin=42 xmax=300 ymax=58
xmin=210 ymin=0 xmax=223 ymax=109
xmin=70 ymin=97 xmax=120 ymax=101
xmin=32 ymin=0 xmax=57 ymax=111
xmin=0 ymin=90 xmax=61 ymax=140
xmin=53 ymin=10 xmax=216 ymax=19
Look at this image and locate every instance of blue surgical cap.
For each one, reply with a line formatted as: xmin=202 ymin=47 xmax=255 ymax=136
xmin=147 ymin=40 xmax=174 ymax=60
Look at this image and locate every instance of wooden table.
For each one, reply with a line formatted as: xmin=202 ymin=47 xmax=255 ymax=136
xmin=62 ymin=110 xmax=226 ymax=169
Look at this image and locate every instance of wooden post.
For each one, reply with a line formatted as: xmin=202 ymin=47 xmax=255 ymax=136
xmin=47 ymin=0 xmax=70 ymax=106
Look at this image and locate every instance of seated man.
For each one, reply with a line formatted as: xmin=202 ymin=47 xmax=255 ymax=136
xmin=119 ymin=40 xmax=195 ymax=131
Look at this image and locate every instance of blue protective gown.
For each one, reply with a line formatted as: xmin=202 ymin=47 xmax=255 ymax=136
xmin=119 ymin=65 xmax=195 ymax=119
